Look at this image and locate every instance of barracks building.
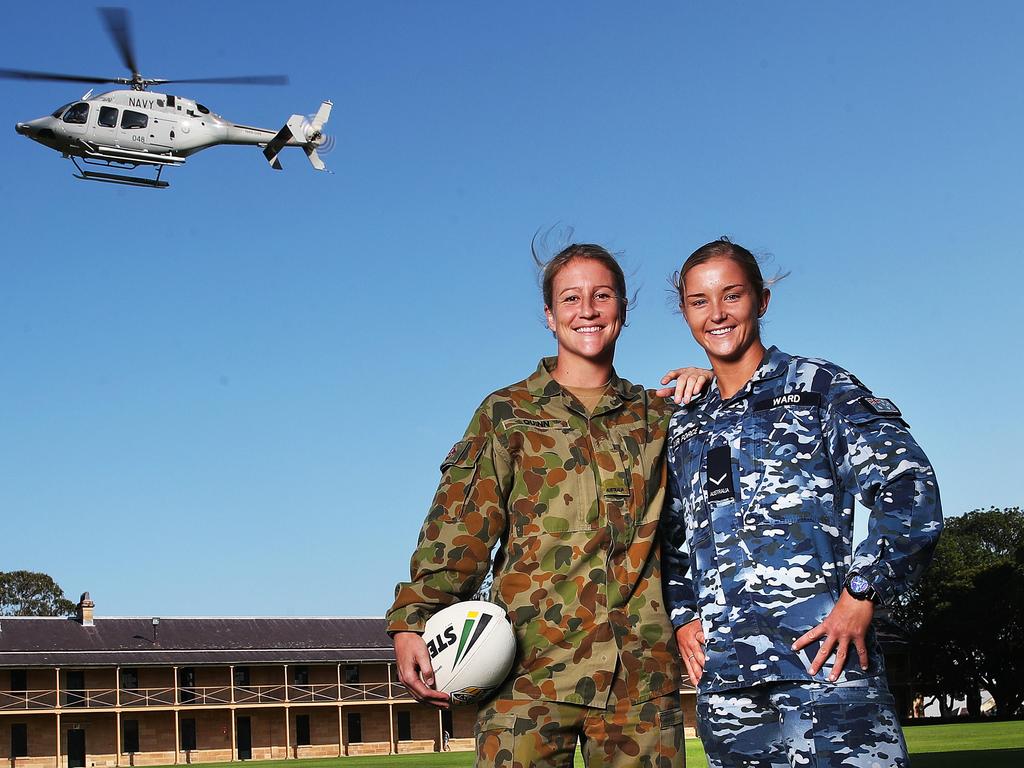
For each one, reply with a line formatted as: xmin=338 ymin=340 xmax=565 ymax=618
xmin=0 ymin=594 xmax=700 ymax=765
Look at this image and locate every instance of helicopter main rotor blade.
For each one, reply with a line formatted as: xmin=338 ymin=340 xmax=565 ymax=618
xmin=150 ymin=75 xmax=290 ymax=86
xmin=99 ymin=6 xmax=139 ymax=77
xmin=0 ymin=68 xmax=122 ymax=85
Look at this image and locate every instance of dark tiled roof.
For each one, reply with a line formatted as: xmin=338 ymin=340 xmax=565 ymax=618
xmin=0 ymin=617 xmax=395 ymax=667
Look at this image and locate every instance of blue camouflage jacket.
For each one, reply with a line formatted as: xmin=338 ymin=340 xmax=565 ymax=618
xmin=661 ymin=346 xmax=942 ymax=694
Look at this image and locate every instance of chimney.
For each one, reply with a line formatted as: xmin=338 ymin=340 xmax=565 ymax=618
xmin=76 ymin=592 xmax=95 ymax=627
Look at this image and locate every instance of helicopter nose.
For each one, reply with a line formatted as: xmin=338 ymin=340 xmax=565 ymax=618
xmin=16 ymin=122 xmax=30 ymax=135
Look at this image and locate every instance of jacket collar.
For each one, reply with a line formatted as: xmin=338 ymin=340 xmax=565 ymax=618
xmin=693 ymin=346 xmax=790 ymax=410
xmin=749 ymin=345 xmax=790 ymax=386
xmin=527 ymin=357 xmax=637 ymax=414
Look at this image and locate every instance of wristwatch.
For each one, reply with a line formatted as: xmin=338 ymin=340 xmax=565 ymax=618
xmin=845 ymin=572 xmax=878 ymax=603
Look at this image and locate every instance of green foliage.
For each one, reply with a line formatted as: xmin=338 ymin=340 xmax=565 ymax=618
xmin=892 ymin=507 xmax=1024 ymax=717
xmin=0 ymin=570 xmax=75 ymax=616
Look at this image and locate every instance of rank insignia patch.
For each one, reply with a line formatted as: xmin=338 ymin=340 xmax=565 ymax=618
xmin=705 ymin=445 xmax=735 ymax=503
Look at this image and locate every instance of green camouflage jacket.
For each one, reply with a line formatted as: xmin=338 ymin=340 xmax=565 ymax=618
xmin=387 ymin=358 xmax=682 ymax=707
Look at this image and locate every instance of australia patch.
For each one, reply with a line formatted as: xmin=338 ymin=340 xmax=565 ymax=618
xmin=753 ymin=391 xmax=822 ymax=411
xmin=704 ymin=445 xmax=735 ymax=503
xmin=441 ymin=441 xmax=468 ymax=470
xmin=861 ymin=397 xmax=902 ymax=417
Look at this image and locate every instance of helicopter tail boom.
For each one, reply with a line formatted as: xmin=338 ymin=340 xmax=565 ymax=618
xmin=262 ymin=100 xmax=333 ymax=171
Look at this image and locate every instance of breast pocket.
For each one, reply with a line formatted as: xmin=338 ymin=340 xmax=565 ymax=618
xmin=749 ymin=404 xmax=831 ymax=524
xmin=609 ymin=425 xmax=652 ymax=523
xmin=668 ymin=421 xmax=711 ymax=540
xmin=505 ymin=420 xmax=592 ymax=535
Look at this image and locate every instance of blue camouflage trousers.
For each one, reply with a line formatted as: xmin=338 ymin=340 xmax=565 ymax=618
xmin=696 ymin=677 xmax=909 ymax=768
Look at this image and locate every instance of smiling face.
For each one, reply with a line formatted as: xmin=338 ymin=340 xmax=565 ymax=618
xmin=544 ymin=257 xmax=624 ymax=368
xmin=681 ymin=255 xmax=770 ymax=368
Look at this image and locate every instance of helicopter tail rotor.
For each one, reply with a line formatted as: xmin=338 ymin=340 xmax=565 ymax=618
xmin=262 ymin=100 xmax=333 ymax=172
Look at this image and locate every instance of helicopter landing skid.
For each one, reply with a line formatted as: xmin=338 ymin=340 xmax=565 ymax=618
xmin=70 ymin=155 xmax=170 ymax=189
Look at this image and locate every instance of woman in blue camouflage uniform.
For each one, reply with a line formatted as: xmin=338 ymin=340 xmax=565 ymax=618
xmin=661 ymin=239 xmax=942 ymax=768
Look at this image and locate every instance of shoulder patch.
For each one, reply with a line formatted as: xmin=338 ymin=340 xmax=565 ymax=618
xmin=860 ymin=397 xmax=902 ymax=417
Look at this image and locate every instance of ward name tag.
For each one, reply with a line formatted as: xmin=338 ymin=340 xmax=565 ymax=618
xmin=753 ymin=391 xmax=821 ymax=411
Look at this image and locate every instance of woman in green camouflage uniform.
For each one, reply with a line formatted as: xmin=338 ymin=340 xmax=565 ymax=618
xmin=387 ymin=244 xmax=706 ymax=767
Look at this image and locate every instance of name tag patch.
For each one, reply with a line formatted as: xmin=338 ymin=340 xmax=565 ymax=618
xmin=504 ymin=418 xmax=569 ymax=429
xmin=705 ymin=445 xmax=735 ymax=503
xmin=677 ymin=421 xmax=701 ymax=441
xmin=861 ymin=397 xmax=902 ymax=417
xmin=753 ymin=391 xmax=821 ymax=411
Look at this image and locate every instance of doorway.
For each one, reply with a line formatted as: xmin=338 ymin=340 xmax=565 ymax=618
xmin=67 ymin=729 xmax=86 ymax=768
xmin=236 ymin=716 xmax=252 ymax=760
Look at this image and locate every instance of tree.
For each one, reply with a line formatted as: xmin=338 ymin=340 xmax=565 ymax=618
xmin=893 ymin=507 xmax=1024 ymax=718
xmin=0 ymin=571 xmax=76 ymax=617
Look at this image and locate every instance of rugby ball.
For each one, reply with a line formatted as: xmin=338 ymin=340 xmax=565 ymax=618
xmin=422 ymin=600 xmax=516 ymax=704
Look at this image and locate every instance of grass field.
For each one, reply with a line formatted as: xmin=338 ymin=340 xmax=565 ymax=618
xmin=140 ymin=720 xmax=1022 ymax=767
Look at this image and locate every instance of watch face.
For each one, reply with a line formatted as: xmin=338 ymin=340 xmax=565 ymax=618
xmin=849 ymin=575 xmax=870 ymax=595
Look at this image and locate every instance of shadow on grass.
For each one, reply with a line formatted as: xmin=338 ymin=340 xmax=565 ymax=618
xmin=911 ymin=748 xmax=1023 ymax=768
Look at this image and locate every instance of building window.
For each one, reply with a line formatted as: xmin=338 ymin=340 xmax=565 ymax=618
xmin=397 ymin=711 xmax=411 ymax=742
xmin=121 ymin=669 xmax=139 ymax=690
xmin=180 ymin=719 xmax=197 ymax=751
xmin=179 ymin=668 xmax=195 ymax=704
xmin=343 ymin=666 xmax=359 ymax=684
xmin=11 ymin=724 xmax=28 ymax=758
xmin=292 ymin=666 xmax=309 ymax=685
xmin=9 ymin=670 xmax=27 ymax=692
xmin=65 ymin=671 xmax=85 ymax=707
xmin=233 ymin=667 xmax=250 ymax=687
xmin=123 ymin=720 xmax=140 ymax=753
xmin=295 ymin=715 xmax=310 ymax=746
xmin=346 ymin=713 xmax=361 ymax=744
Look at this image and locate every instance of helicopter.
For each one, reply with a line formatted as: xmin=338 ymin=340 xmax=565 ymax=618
xmin=3 ymin=7 xmax=332 ymax=189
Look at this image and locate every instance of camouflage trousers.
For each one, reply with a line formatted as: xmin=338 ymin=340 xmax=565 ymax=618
xmin=475 ymin=692 xmax=685 ymax=768
xmin=696 ymin=677 xmax=909 ymax=768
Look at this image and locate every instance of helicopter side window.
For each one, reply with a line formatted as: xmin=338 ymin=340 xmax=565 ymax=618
xmin=196 ymin=103 xmax=210 ymax=115
xmin=120 ymin=110 xmax=148 ymax=130
xmin=98 ymin=107 xmax=119 ymax=128
xmin=62 ymin=103 xmax=89 ymax=125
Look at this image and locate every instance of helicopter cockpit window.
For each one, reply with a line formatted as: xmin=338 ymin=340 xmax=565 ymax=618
xmin=51 ymin=102 xmax=73 ymax=118
xmin=120 ymin=110 xmax=148 ymax=130
xmin=62 ymin=103 xmax=89 ymax=125
xmin=196 ymin=103 xmax=210 ymax=115
xmin=98 ymin=107 xmax=119 ymax=128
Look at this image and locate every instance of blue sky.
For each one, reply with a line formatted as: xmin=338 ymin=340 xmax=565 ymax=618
xmin=1 ymin=1 xmax=1020 ymax=617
